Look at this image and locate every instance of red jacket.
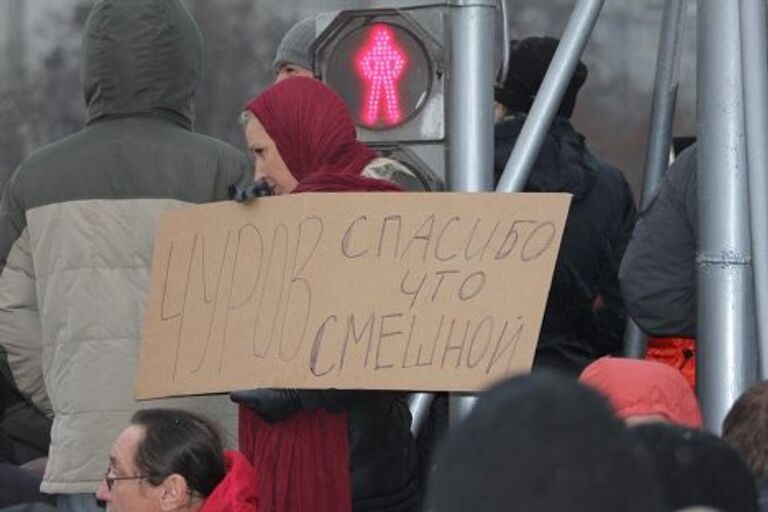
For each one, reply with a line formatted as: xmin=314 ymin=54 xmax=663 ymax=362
xmin=200 ymin=451 xmax=259 ymax=512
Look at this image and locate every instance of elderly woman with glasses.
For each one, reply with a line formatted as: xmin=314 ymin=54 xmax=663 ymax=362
xmin=96 ymin=408 xmax=258 ymax=512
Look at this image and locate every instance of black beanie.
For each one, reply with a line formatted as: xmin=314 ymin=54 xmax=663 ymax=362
xmin=630 ymin=423 xmax=760 ymax=512
xmin=495 ymin=36 xmax=588 ymax=118
xmin=425 ymin=373 xmax=664 ymax=512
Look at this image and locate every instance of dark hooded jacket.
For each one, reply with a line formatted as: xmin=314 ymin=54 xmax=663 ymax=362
xmin=495 ymin=116 xmax=636 ymax=375
xmin=0 ymin=0 xmax=250 ymax=493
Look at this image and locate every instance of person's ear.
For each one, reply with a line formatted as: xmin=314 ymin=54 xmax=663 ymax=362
xmin=158 ymin=474 xmax=191 ymax=511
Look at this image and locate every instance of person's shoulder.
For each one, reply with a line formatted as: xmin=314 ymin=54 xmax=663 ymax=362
xmin=182 ymin=131 xmax=249 ymax=161
xmin=590 ymin=157 xmax=632 ymax=194
xmin=15 ymin=130 xmax=88 ymax=175
xmin=363 ymin=157 xmax=425 ymax=190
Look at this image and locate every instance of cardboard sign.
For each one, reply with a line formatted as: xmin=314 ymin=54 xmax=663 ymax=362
xmin=135 ymin=192 xmax=570 ymax=399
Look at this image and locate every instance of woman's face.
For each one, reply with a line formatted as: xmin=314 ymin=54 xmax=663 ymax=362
xmin=244 ymin=115 xmax=298 ymax=195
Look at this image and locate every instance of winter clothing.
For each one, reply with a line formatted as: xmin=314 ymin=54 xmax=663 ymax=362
xmin=273 ymin=16 xmax=316 ymax=73
xmin=619 ymin=145 xmax=698 ymax=338
xmin=238 ymin=408 xmax=350 ymax=512
xmin=0 ymin=345 xmax=50 ymax=466
xmin=631 ymin=423 xmax=760 ymax=512
xmin=579 ymin=356 xmax=702 ymax=427
xmin=199 ymin=451 xmax=259 ymax=512
xmin=230 ymin=390 xmax=302 ymax=425
xmin=244 ymin=78 xmax=402 ymax=194
xmin=645 ymin=336 xmax=696 ymax=390
xmin=759 ymin=479 xmax=768 ymax=512
xmin=0 ymin=463 xmax=52 ymax=509
xmin=426 ymin=373 xmax=665 ymax=512
xmin=495 ymin=36 xmax=587 ymax=119
xmin=494 ymin=115 xmax=636 ymax=375
xmin=236 ymin=77 xmax=418 ymax=512
xmin=0 ymin=0 xmax=250 ymax=494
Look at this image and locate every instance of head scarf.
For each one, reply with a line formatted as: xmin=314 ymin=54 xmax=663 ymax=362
xmin=579 ymin=357 xmax=703 ymax=428
xmin=244 ymin=77 xmax=402 ymax=193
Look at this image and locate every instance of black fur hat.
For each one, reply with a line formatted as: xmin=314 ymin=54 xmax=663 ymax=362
xmin=426 ymin=373 xmax=664 ymax=512
xmin=495 ymin=36 xmax=588 ymax=119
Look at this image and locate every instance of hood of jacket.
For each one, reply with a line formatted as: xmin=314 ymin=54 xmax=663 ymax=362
xmin=81 ymin=0 xmax=202 ymax=129
xmin=579 ymin=357 xmax=703 ymax=428
xmin=199 ymin=450 xmax=259 ymax=512
xmin=494 ymin=115 xmax=597 ymax=201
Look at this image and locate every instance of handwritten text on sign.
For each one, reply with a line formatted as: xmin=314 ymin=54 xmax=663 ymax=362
xmin=136 ymin=193 xmax=570 ymax=399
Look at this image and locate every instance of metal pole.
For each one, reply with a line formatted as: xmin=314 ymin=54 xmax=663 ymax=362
xmin=639 ymin=0 xmax=686 ymax=211
xmin=624 ymin=0 xmax=687 ymax=359
xmin=740 ymin=0 xmax=768 ymax=380
xmin=623 ymin=320 xmax=646 ymax=359
xmin=445 ymin=0 xmax=496 ymax=426
xmin=697 ymin=0 xmax=758 ymax=433
xmin=447 ymin=0 xmax=496 ymax=191
xmin=495 ymin=0 xmax=605 ymax=193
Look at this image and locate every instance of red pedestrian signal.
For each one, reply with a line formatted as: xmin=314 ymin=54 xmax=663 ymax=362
xmin=325 ymin=22 xmax=431 ymax=130
xmin=315 ymin=9 xmax=447 ymax=190
xmin=356 ymin=24 xmax=408 ymax=126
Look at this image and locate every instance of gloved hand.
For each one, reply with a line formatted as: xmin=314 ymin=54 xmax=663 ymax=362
xmin=230 ymin=389 xmax=302 ymax=423
xmin=228 ymin=179 xmax=273 ymax=202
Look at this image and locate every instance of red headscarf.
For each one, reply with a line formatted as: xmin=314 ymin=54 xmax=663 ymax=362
xmin=244 ymin=76 xmax=403 ymax=193
xmin=579 ymin=357 xmax=703 ymax=428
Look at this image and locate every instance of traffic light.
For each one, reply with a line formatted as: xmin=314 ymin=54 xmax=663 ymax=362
xmin=313 ymin=8 xmax=447 ymax=190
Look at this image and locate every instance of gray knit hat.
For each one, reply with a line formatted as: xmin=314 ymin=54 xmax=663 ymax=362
xmin=273 ymin=16 xmax=316 ymax=72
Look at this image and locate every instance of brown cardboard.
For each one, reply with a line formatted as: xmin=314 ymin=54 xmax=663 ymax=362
xmin=135 ymin=192 xmax=570 ymax=399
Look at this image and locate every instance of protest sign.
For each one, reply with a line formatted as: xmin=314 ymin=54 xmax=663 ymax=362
xmin=135 ymin=192 xmax=570 ymax=399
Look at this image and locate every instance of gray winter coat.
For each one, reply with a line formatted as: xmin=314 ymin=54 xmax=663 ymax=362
xmin=619 ymin=146 xmax=697 ymax=337
xmin=0 ymin=0 xmax=251 ymax=493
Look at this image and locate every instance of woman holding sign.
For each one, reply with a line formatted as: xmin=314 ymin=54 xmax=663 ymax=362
xmin=230 ymin=77 xmax=419 ymax=512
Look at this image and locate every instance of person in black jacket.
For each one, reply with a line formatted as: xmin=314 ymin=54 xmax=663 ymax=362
xmin=494 ymin=37 xmax=637 ymax=376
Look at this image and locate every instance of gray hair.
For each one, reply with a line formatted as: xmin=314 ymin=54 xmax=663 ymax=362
xmin=238 ymin=110 xmax=254 ymax=127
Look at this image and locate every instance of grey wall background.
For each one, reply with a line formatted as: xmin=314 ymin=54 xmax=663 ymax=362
xmin=0 ymin=0 xmax=698 ymax=198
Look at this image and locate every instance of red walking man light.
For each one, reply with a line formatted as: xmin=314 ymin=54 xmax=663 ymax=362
xmin=355 ymin=24 xmax=409 ymax=126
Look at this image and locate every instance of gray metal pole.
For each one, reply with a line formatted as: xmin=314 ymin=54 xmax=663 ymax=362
xmin=640 ymin=0 xmax=687 ymax=211
xmin=623 ymin=320 xmax=646 ymax=359
xmin=697 ymin=0 xmax=758 ymax=433
xmin=740 ymin=0 xmax=768 ymax=380
xmin=495 ymin=0 xmax=605 ymax=193
xmin=447 ymin=0 xmax=496 ymax=191
xmin=624 ymin=0 xmax=687 ymax=359
xmin=445 ymin=0 xmax=496 ymax=426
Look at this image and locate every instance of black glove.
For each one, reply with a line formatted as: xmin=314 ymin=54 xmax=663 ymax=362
xmin=228 ymin=179 xmax=273 ymax=202
xmin=230 ymin=389 xmax=302 ymax=423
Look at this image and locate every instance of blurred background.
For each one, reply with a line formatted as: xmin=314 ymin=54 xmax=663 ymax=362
xmin=0 ymin=0 xmax=698 ymax=198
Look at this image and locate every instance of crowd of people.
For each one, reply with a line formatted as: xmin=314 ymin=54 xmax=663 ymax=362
xmin=0 ymin=0 xmax=765 ymax=511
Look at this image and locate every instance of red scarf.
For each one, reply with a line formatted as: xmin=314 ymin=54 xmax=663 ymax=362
xmin=240 ymin=78 xmax=402 ymax=512
xmin=244 ymin=77 xmax=403 ymax=193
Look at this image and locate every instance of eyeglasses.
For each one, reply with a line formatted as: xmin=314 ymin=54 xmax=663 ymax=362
xmin=104 ymin=469 xmax=145 ymax=491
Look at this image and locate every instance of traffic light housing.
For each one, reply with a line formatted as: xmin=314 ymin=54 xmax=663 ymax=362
xmin=313 ymin=8 xmax=448 ymax=190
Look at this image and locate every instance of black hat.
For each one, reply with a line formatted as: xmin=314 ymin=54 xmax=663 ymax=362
xmin=495 ymin=36 xmax=588 ymax=118
xmin=426 ymin=373 xmax=664 ymax=512
xmin=630 ymin=423 xmax=760 ymax=512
